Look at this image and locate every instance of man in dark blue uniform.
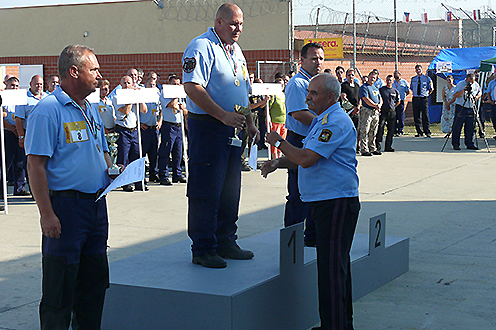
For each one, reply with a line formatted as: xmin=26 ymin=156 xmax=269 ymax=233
xmin=376 ymin=75 xmax=400 ymax=152
xmin=26 ymin=45 xmax=117 ymax=330
xmin=283 ymin=42 xmax=324 ymax=247
xmin=183 ymin=3 xmax=259 ymax=268
xmin=410 ymin=64 xmax=434 ymax=137
xmin=262 ymin=73 xmax=360 ymax=330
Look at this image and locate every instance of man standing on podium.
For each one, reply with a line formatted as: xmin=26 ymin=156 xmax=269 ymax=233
xmin=182 ymin=3 xmax=259 ymax=268
xmin=262 ymin=73 xmax=360 ymax=330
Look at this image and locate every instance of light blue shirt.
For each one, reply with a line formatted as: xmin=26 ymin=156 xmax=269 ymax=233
xmin=454 ymin=80 xmax=481 ymax=108
xmin=15 ymin=90 xmax=48 ymax=129
xmin=25 ymin=86 xmax=110 ymax=193
xmin=182 ymin=27 xmax=250 ymax=115
xmin=410 ymin=74 xmax=433 ymax=97
xmin=392 ymin=78 xmax=410 ymax=100
xmin=484 ymin=79 xmax=496 ymax=101
xmin=93 ymin=98 xmax=115 ymax=129
xmin=359 ymin=83 xmax=381 ymax=109
xmin=111 ymin=94 xmax=138 ymax=129
xmin=374 ymin=77 xmax=385 ymax=89
xmin=141 ymin=101 xmax=161 ymax=126
xmin=284 ymin=68 xmax=316 ymax=137
xmin=160 ymin=94 xmax=183 ymax=124
xmin=3 ymin=105 xmax=16 ymax=127
xmin=298 ymin=102 xmax=359 ymax=202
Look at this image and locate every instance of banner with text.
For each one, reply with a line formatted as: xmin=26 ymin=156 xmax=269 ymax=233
xmin=303 ymin=37 xmax=344 ymax=59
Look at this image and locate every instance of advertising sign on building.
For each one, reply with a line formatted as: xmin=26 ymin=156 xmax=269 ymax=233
xmin=303 ymin=37 xmax=344 ymax=59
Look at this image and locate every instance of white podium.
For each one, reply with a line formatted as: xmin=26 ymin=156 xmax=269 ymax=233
xmin=102 ymin=214 xmax=408 ymax=330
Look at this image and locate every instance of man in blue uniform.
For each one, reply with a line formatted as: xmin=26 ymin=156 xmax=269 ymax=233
xmin=94 ymin=79 xmax=116 ymax=134
xmin=284 ymin=42 xmax=324 ymax=247
xmin=376 ymin=75 xmax=400 ymax=152
xmin=410 ymin=64 xmax=434 ymax=137
xmin=392 ymin=70 xmax=410 ymax=136
xmin=1 ymin=76 xmax=29 ymax=196
xmin=183 ymin=3 xmax=259 ymax=268
xmin=451 ymin=73 xmax=482 ymax=150
xmin=141 ymin=78 xmax=162 ymax=183
xmin=158 ymin=75 xmax=186 ymax=185
xmin=359 ymin=71 xmax=382 ymax=156
xmin=262 ymin=73 xmax=360 ymax=330
xmin=25 ymin=45 xmax=116 ymax=330
xmin=111 ymin=75 xmax=148 ymax=192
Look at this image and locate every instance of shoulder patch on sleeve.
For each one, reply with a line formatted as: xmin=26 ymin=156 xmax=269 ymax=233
xmin=183 ymin=57 xmax=196 ymax=73
xmin=318 ymin=128 xmax=333 ymax=142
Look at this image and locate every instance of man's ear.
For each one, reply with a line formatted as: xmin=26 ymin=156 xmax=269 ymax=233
xmin=69 ymin=65 xmax=79 ymax=79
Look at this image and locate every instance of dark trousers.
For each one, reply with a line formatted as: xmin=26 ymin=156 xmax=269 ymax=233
xmin=412 ymin=97 xmax=430 ymax=135
xmin=187 ymin=117 xmax=241 ymax=257
xmin=310 ymin=197 xmax=360 ymax=330
xmin=451 ymin=104 xmax=475 ymax=148
xmin=40 ymin=196 xmax=109 ymax=330
xmin=115 ymin=126 xmax=139 ymax=166
xmin=140 ymin=126 xmax=159 ymax=176
xmin=376 ymin=109 xmax=396 ymax=151
xmin=284 ymin=132 xmax=315 ymax=244
xmin=158 ymin=122 xmax=184 ymax=180
xmin=491 ymin=103 xmax=496 ymax=132
xmin=0 ymin=130 xmax=26 ymax=194
xmin=394 ymin=100 xmax=405 ymax=134
xmin=257 ymin=108 xmax=267 ymax=150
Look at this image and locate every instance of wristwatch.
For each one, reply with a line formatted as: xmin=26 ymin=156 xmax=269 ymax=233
xmin=18 ymin=136 xmax=24 ymax=139
xmin=274 ymin=138 xmax=284 ymax=149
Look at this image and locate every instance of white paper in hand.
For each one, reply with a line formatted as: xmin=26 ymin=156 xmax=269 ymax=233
xmin=96 ymin=157 xmax=146 ymax=201
xmin=248 ymin=139 xmax=258 ymax=171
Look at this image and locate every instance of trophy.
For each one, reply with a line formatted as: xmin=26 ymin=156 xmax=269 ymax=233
xmin=105 ymin=132 xmax=121 ymax=176
xmin=230 ymin=104 xmax=250 ymax=147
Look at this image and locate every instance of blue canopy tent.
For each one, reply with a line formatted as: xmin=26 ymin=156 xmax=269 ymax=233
xmin=427 ymin=47 xmax=496 ymax=122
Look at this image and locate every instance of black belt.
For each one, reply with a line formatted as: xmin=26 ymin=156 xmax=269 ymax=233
xmin=188 ymin=112 xmax=223 ymax=125
xmin=163 ymin=121 xmax=181 ymax=127
xmin=413 ymin=96 xmax=428 ymax=99
xmin=116 ymin=124 xmax=137 ymax=132
xmin=287 ymin=130 xmax=305 ymax=141
xmin=49 ymin=189 xmax=103 ymax=200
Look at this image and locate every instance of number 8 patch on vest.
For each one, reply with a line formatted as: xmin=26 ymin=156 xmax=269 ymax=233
xmin=318 ymin=129 xmax=333 ymax=142
xmin=63 ymin=121 xmax=89 ymax=143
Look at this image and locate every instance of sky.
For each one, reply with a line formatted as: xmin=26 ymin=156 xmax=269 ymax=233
xmin=0 ymin=0 xmax=492 ymax=23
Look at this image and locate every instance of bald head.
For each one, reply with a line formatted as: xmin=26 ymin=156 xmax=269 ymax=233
xmin=30 ymin=75 xmax=44 ymax=95
xmin=120 ymin=75 xmax=133 ymax=89
xmin=216 ymin=3 xmax=242 ymax=20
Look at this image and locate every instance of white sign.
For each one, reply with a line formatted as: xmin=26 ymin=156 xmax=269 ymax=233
xmin=436 ymin=61 xmax=452 ymax=74
xmin=116 ymin=88 xmax=160 ymax=105
xmin=248 ymin=139 xmax=258 ymax=171
xmin=96 ymin=157 xmax=146 ymax=201
xmin=86 ymin=88 xmax=100 ymax=104
xmin=0 ymin=89 xmax=28 ymax=106
xmin=162 ymin=84 xmax=187 ymax=99
xmin=251 ymin=83 xmax=283 ymax=96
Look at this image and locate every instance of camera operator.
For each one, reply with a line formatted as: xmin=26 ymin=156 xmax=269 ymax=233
xmin=451 ymin=73 xmax=482 ymax=150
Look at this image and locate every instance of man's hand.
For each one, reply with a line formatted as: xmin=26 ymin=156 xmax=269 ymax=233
xmin=351 ymin=106 xmax=360 ymax=116
xmin=108 ymin=164 xmax=125 ymax=180
xmin=220 ymin=111 xmax=246 ymax=129
xmin=260 ymin=159 xmax=279 ymax=178
xmin=41 ymin=213 xmax=62 ymax=239
xmin=246 ymin=121 xmax=260 ymax=144
xmin=266 ymin=130 xmax=282 ymax=147
xmin=18 ymin=137 xmax=24 ymax=149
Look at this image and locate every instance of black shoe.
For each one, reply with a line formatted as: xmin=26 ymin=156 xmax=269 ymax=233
xmin=304 ymin=240 xmax=316 ymax=247
xmin=241 ymin=161 xmax=251 ymax=172
xmin=192 ymin=252 xmax=227 ymax=268
xmin=0 ymin=204 xmax=4 ymax=211
xmin=122 ymin=184 xmax=134 ymax=192
xmin=148 ymin=174 xmax=160 ymax=183
xmin=14 ymin=190 xmax=31 ymax=196
xmin=467 ymin=145 xmax=479 ymax=150
xmin=217 ymin=244 xmax=254 ymax=260
xmin=135 ymin=184 xmax=149 ymax=191
xmin=453 ymin=146 xmax=461 ymax=150
xmin=160 ymin=178 xmax=172 ymax=186
xmin=414 ymin=134 xmax=423 ymax=137
xmin=425 ymin=134 xmax=432 ymax=138
xmin=361 ymin=152 xmax=372 ymax=156
xmin=372 ymin=150 xmax=382 ymax=155
xmin=384 ymin=148 xmax=395 ymax=152
xmin=172 ymin=177 xmax=187 ymax=183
